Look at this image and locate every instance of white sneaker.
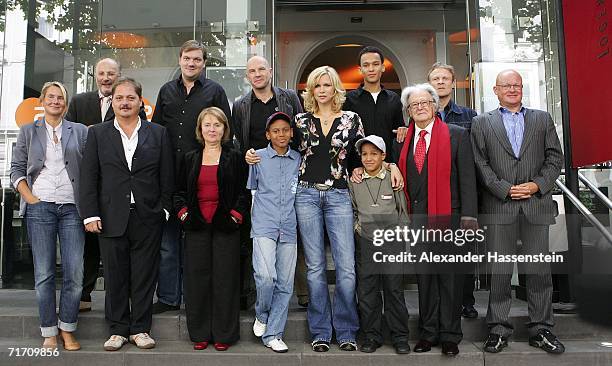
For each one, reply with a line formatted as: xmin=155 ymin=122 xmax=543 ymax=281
xmin=104 ymin=335 xmax=127 ymax=351
xmin=266 ymin=338 xmax=288 ymax=353
xmin=253 ymin=318 xmax=267 ymax=337
xmin=129 ymin=333 xmax=156 ymax=349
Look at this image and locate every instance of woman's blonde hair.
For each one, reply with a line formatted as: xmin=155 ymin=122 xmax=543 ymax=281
xmin=302 ymin=66 xmax=346 ymax=114
xmin=40 ymin=81 xmax=69 ymax=117
xmin=195 ymin=106 xmax=231 ymax=145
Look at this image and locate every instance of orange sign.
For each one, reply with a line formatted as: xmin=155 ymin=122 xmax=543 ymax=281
xmin=15 ymin=97 xmax=156 ymax=128
xmin=15 ymin=98 xmax=44 ymax=127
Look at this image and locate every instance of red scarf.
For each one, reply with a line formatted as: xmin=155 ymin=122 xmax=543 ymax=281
xmin=398 ymin=117 xmax=451 ymax=216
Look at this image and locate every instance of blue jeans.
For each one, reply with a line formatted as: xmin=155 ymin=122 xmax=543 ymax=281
xmin=295 ymin=186 xmax=359 ymax=343
xmin=156 ymin=215 xmax=183 ymax=306
xmin=25 ymin=202 xmax=84 ymax=337
xmin=252 ymin=236 xmax=297 ymax=344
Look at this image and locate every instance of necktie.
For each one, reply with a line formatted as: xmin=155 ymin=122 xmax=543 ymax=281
xmin=52 ymin=129 xmax=59 ymax=144
xmin=414 ymin=130 xmax=427 ymax=173
xmin=100 ymin=96 xmax=111 ymax=120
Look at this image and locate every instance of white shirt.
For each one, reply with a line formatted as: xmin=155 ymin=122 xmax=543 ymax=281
xmin=30 ymin=121 xmax=75 ymax=205
xmin=99 ymin=90 xmax=111 ymax=121
xmin=412 ymin=118 xmax=435 ymax=154
xmin=370 ymin=91 xmax=380 ymax=103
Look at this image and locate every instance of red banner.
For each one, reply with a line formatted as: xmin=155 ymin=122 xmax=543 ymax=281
xmin=563 ymin=0 xmax=612 ymax=168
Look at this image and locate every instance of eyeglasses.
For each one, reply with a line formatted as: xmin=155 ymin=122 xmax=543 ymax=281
xmin=496 ymin=84 xmax=523 ymax=91
xmin=409 ymin=100 xmax=434 ymax=110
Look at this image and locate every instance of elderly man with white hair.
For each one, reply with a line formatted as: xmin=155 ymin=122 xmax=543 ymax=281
xmin=391 ymin=83 xmax=478 ymax=356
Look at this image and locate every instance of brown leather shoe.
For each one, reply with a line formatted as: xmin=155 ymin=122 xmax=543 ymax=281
xmin=60 ymin=330 xmax=81 ymax=351
xmin=42 ymin=336 xmax=58 ymax=349
xmin=79 ymin=301 xmax=92 ymax=312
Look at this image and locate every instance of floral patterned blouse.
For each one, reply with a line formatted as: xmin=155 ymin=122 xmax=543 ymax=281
xmin=294 ymin=111 xmax=365 ymax=189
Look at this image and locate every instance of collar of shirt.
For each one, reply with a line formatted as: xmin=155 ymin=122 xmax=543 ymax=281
xmin=499 ymin=105 xmax=526 ymax=115
xmin=265 ymin=143 xmax=296 ymax=159
xmin=113 ymin=117 xmax=142 ymax=141
xmin=356 ymin=84 xmax=387 ymax=97
xmin=177 ymin=73 xmax=205 ymax=88
xmin=251 ymin=91 xmax=276 ymax=103
xmin=44 ymin=119 xmax=63 ymax=141
xmin=363 ymin=167 xmax=386 ymax=180
xmin=444 ymin=99 xmax=463 ymax=115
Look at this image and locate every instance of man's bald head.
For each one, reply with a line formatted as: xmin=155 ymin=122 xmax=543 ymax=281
xmin=246 ymin=56 xmax=273 ymax=92
xmin=495 ymin=69 xmax=522 ymax=85
xmin=95 ymin=58 xmax=121 ymax=96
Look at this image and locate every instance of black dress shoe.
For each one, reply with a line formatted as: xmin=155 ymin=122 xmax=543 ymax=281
xmin=152 ymin=302 xmax=180 ymax=314
xmin=483 ymin=333 xmax=508 ymax=353
xmin=413 ymin=339 xmax=433 ymax=353
xmin=359 ymin=339 xmax=381 ymax=353
xmin=441 ymin=342 xmax=459 ymax=356
xmin=528 ymin=329 xmax=565 ymax=354
xmin=393 ymin=340 xmax=411 ymax=354
xmin=462 ymin=304 xmax=478 ymax=318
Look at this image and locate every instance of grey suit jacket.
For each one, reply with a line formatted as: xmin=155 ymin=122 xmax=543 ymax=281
xmin=471 ymin=108 xmax=563 ymax=225
xmin=10 ymin=119 xmax=88 ymax=217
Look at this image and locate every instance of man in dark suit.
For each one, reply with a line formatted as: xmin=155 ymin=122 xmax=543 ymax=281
xmin=66 ymin=58 xmax=146 ymax=312
xmin=471 ymin=69 xmax=564 ymax=354
xmin=80 ymin=77 xmax=173 ymax=351
xmin=393 ymin=83 xmax=478 ymax=356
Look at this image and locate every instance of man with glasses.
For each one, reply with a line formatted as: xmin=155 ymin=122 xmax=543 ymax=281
xmin=471 ymin=69 xmax=564 ymax=354
xmin=427 ymin=62 xmax=479 ymax=319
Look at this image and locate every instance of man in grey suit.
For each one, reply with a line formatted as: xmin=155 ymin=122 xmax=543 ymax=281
xmin=471 ymin=69 xmax=564 ymax=354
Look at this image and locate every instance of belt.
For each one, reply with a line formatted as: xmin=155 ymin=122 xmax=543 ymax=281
xmin=298 ymin=181 xmax=333 ymax=191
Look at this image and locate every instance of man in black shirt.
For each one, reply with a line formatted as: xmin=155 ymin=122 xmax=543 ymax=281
xmin=151 ymin=40 xmax=232 ymax=313
xmin=233 ymin=56 xmax=303 ymax=153
xmin=427 ymin=62 xmax=479 ymax=319
xmin=344 ymin=46 xmax=407 ymax=160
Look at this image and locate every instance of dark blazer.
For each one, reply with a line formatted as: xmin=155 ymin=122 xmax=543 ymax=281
xmin=173 ymin=141 xmax=249 ymax=233
xmin=66 ymin=90 xmax=147 ymax=126
xmin=79 ymin=120 xmax=174 ymax=237
xmin=393 ymin=122 xmax=478 ymax=218
xmin=232 ymin=86 xmax=303 ymax=154
xmin=470 ymin=108 xmax=563 ymax=225
xmin=10 ymin=119 xmax=88 ymax=216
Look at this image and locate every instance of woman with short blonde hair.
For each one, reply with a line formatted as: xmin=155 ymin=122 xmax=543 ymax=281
xmin=10 ymin=81 xmax=88 ymax=350
xmin=301 ymin=66 xmax=346 ymax=114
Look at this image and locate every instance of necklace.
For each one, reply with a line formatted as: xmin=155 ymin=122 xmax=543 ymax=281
xmin=319 ymin=114 xmax=336 ymax=127
xmin=364 ymin=178 xmax=383 ymax=207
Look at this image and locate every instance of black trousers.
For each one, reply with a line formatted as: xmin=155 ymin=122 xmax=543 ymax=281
xmin=463 ymin=273 xmax=476 ymax=306
xmin=416 ymin=273 xmax=464 ymax=344
xmin=99 ymin=210 xmax=162 ymax=337
xmin=355 ymin=234 xmax=409 ymax=344
xmin=81 ymin=232 xmax=100 ymax=302
xmin=183 ymin=226 xmax=240 ymax=344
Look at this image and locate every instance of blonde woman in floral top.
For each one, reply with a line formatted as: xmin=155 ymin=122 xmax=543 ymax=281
xmin=246 ymin=66 xmax=363 ymax=352
xmin=293 ymin=66 xmax=363 ymax=352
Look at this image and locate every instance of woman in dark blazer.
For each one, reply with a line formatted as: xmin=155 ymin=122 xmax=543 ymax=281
xmin=174 ymin=106 xmax=249 ymax=351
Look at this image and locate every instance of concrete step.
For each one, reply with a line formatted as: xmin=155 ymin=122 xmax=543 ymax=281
xmin=2 ymin=307 xmax=612 ymax=343
xmin=3 ymin=290 xmax=612 ymax=343
xmin=0 ymin=339 xmax=611 ymax=366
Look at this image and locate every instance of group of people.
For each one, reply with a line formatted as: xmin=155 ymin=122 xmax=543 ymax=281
xmin=10 ymin=40 xmax=565 ymax=356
